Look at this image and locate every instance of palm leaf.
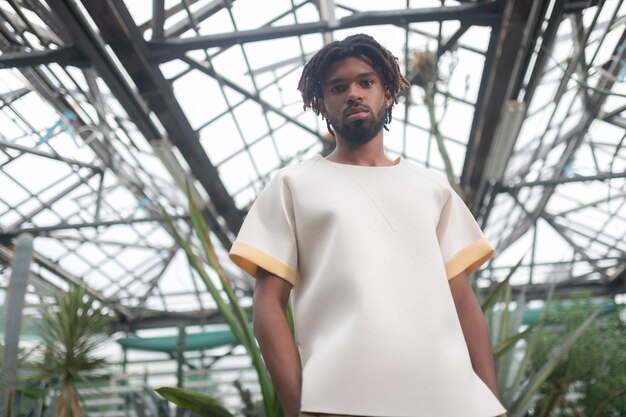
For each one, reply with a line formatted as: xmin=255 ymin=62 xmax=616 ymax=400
xmin=160 ymin=208 xmax=246 ymax=344
xmin=507 ymin=306 xmax=602 ymax=417
xmin=496 ymin=282 xmax=512 ymax=391
xmin=156 ymin=387 xmax=234 ymax=417
xmin=498 ymin=285 xmax=529 ymax=396
xmin=161 ymin=186 xmax=278 ymax=417
xmin=31 ymin=286 xmax=110 ymax=417
xmin=493 ymin=323 xmax=536 ymax=359
xmin=481 ymin=254 xmax=525 ymax=314
xmin=184 ymin=184 xmax=276 ymax=417
xmin=503 ymin=281 xmax=555 ymax=405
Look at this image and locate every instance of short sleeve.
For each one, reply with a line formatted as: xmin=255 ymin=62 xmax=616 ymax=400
xmin=436 ymin=184 xmax=494 ymax=280
xmin=228 ymin=174 xmax=298 ymax=286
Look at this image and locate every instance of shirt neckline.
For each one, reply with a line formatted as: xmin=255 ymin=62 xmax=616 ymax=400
xmin=317 ymin=154 xmax=402 ymax=168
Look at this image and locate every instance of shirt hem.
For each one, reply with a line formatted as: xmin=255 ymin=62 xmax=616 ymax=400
xmin=229 ymin=241 xmax=297 ymax=286
xmin=445 ymin=237 xmax=494 ymax=280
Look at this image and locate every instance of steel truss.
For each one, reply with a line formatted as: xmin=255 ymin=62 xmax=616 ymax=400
xmin=0 ymin=0 xmax=624 ymax=334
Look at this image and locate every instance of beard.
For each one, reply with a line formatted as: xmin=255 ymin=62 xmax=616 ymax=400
xmin=328 ymin=102 xmax=386 ymax=146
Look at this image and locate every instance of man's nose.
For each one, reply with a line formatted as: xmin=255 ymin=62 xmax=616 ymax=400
xmin=346 ymin=83 xmax=362 ymax=103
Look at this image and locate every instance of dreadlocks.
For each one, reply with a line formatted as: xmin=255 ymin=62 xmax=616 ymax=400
xmin=297 ymin=34 xmax=409 ymax=135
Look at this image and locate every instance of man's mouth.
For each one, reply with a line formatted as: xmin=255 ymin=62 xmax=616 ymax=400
xmin=345 ymin=107 xmax=369 ymax=120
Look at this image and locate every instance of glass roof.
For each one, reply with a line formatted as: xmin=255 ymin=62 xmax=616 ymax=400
xmin=0 ymin=0 xmax=624 ymax=326
xmin=487 ymin=1 xmax=626 ymax=289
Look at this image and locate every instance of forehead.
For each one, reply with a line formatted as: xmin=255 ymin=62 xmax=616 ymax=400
xmin=323 ymin=56 xmax=380 ymax=84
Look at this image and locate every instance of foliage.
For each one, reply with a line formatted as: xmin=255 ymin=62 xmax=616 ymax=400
xmin=1 ymin=343 xmax=49 ymax=417
xmin=156 ymin=387 xmax=234 ymax=417
xmin=475 ymin=259 xmax=602 ymax=417
xmin=233 ymin=379 xmax=258 ymax=417
xmin=161 ymin=184 xmax=284 ymax=417
xmin=30 ymin=286 xmax=111 ymax=417
xmin=526 ymin=293 xmax=626 ymax=417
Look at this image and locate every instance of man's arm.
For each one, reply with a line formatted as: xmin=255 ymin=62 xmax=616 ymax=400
xmin=449 ymin=269 xmax=500 ymax=400
xmin=252 ymin=267 xmax=302 ymax=417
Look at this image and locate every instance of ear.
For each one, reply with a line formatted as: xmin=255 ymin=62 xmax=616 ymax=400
xmin=384 ymin=90 xmax=393 ymax=108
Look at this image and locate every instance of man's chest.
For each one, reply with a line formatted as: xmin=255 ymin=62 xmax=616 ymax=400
xmin=290 ymin=168 xmax=442 ymax=237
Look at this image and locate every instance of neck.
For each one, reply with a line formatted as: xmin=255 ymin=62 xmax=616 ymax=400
xmin=328 ymin=131 xmax=394 ymax=166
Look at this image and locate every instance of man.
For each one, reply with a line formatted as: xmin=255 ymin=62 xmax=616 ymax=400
xmin=229 ymin=34 xmax=507 ymax=417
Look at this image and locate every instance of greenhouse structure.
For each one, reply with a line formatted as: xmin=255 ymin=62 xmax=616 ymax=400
xmin=0 ymin=0 xmax=625 ymax=416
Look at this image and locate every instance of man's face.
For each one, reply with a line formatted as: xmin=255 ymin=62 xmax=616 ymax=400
xmin=320 ymin=56 xmax=391 ymax=145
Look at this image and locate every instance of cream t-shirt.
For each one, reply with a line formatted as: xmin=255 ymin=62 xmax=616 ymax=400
xmin=229 ymin=154 xmax=506 ymax=417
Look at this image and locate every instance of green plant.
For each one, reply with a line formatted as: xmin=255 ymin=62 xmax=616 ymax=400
xmin=156 ymin=387 xmax=234 ymax=417
xmin=160 ymin=184 xmax=283 ymax=417
xmin=475 ymin=260 xmax=602 ymax=417
xmin=527 ymin=294 xmax=626 ymax=417
xmin=31 ymin=286 xmax=111 ymax=417
xmin=9 ymin=381 xmax=49 ymax=417
xmin=0 ymin=344 xmax=49 ymax=417
xmin=1 ymin=233 xmax=34 ymax=417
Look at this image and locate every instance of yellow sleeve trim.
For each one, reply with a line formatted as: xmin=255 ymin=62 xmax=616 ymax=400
xmin=229 ymin=241 xmax=297 ymax=286
xmin=445 ymin=237 xmax=494 ymax=280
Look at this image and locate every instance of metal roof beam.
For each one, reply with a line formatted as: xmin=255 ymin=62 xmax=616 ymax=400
xmin=0 ymin=46 xmax=88 ymax=69
xmin=137 ymin=0 xmax=205 ymax=34
xmin=3 ymin=170 xmax=100 ymax=232
xmin=0 ymin=215 xmax=188 ymax=239
xmin=522 ymin=0 xmax=568 ymax=105
xmin=461 ymin=0 xmax=545 ymax=209
xmin=603 ymin=115 xmax=626 ymax=130
xmin=148 ymin=1 xmax=503 ymax=63
xmin=49 ymin=0 xmax=241 ymax=242
xmin=111 ymin=308 xmax=223 ymax=332
xmin=164 ymin=0 xmax=232 ymax=38
xmin=0 ymin=244 xmax=111 ymax=304
xmin=499 ymin=171 xmax=626 ymax=190
xmin=601 ymin=103 xmax=626 ymax=120
xmin=0 ymin=139 xmax=102 ymax=170
xmin=180 ymin=56 xmax=325 ymax=142
xmin=152 ymin=0 xmax=165 ymax=40
xmin=495 ymin=27 xmax=626 ymax=255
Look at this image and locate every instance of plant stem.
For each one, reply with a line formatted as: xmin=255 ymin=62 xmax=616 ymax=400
xmin=424 ymin=84 xmax=460 ymax=194
xmin=537 ymin=383 xmax=564 ymax=417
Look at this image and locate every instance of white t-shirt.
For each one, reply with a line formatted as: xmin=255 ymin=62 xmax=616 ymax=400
xmin=229 ymin=154 xmax=506 ymax=417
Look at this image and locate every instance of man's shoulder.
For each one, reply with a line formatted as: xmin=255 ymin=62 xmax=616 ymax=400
xmin=402 ymin=159 xmax=449 ymax=188
xmin=268 ymin=154 xmax=322 ymax=187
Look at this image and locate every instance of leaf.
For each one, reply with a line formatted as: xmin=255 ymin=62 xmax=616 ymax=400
xmin=493 ymin=323 xmax=537 ymax=359
xmin=162 ymin=195 xmax=276 ymax=417
xmin=504 ymin=281 xmax=556 ymax=405
xmin=155 ymin=387 xmax=235 ymax=417
xmin=481 ymin=253 xmax=526 ymax=314
xmin=160 ymin=206 xmax=245 ymax=344
xmin=16 ymin=384 xmax=48 ymax=399
xmin=31 ymin=286 xmax=110 ymax=387
xmin=507 ymin=306 xmax=603 ymax=417
xmin=508 ymin=287 xmax=527 ymax=338
xmin=496 ymin=282 xmax=512 ymax=391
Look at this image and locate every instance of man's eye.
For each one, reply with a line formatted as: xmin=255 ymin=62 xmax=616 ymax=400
xmin=361 ymin=80 xmax=374 ymax=87
xmin=330 ymin=86 xmax=344 ymax=93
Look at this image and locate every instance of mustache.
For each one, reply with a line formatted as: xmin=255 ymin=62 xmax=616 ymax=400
xmin=343 ymin=104 xmax=371 ymax=116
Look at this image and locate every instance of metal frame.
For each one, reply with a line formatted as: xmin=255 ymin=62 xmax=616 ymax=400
xmin=148 ymin=1 xmax=502 ymax=63
xmin=0 ymin=0 xmax=624 ymax=332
